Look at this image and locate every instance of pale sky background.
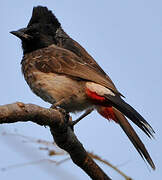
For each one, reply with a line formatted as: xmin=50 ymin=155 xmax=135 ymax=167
xmin=0 ymin=1 xmax=162 ymax=180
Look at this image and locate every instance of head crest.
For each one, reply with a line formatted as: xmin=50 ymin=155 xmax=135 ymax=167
xmin=27 ymin=6 xmax=61 ymax=28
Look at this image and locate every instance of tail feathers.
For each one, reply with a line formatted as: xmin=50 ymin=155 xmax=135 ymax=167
xmin=112 ymin=107 xmax=155 ymax=170
xmin=28 ymin=6 xmax=61 ymax=28
xmin=104 ymin=94 xmax=155 ymax=138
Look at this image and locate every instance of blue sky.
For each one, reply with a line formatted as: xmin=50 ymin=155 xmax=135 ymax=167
xmin=0 ymin=1 xmax=162 ymax=179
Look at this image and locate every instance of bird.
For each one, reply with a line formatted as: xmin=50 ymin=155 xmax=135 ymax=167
xmin=10 ymin=6 xmax=155 ymax=169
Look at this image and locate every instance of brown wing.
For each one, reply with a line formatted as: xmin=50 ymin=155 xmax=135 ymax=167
xmin=55 ymin=28 xmax=120 ymax=94
xmin=33 ymin=44 xmax=122 ymax=95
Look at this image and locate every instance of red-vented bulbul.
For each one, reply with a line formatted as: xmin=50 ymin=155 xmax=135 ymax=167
xmin=10 ymin=6 xmax=155 ymax=169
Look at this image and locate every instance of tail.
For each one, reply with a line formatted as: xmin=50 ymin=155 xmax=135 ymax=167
xmin=97 ymin=106 xmax=155 ymax=170
xmin=86 ymin=83 xmax=155 ymax=169
xmin=104 ymin=94 xmax=155 ymax=138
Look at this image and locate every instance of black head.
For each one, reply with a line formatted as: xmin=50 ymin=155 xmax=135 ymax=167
xmin=10 ymin=6 xmax=61 ymax=54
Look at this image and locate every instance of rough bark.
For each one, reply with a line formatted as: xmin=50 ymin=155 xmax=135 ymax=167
xmin=0 ymin=102 xmax=111 ymax=180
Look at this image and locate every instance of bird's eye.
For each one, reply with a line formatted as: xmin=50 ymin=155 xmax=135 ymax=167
xmin=45 ymin=24 xmax=50 ymax=29
xmin=26 ymin=27 xmax=39 ymax=36
xmin=35 ymin=32 xmax=40 ymax=35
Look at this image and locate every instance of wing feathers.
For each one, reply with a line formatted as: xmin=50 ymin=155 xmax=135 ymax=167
xmin=33 ymin=44 xmax=122 ymax=95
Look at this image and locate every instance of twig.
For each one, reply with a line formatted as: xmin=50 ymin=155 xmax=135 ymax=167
xmin=89 ymin=152 xmax=132 ymax=180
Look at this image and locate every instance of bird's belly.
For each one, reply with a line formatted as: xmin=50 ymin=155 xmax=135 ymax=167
xmin=26 ymin=71 xmax=92 ymax=112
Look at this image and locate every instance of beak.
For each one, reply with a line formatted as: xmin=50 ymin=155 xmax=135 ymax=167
xmin=10 ymin=28 xmax=32 ymax=40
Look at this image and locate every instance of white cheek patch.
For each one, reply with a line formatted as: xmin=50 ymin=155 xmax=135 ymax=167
xmin=86 ymin=82 xmax=115 ymax=96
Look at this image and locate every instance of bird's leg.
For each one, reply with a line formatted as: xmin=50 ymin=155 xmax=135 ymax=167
xmin=71 ymin=108 xmax=94 ymax=126
xmin=50 ymin=98 xmax=70 ymax=124
xmin=51 ymin=99 xmax=94 ymax=128
xmin=50 ymin=98 xmax=67 ymax=109
xmin=50 ymin=94 xmax=77 ymax=109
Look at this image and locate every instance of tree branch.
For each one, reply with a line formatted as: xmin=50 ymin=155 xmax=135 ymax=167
xmin=0 ymin=102 xmax=111 ymax=180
